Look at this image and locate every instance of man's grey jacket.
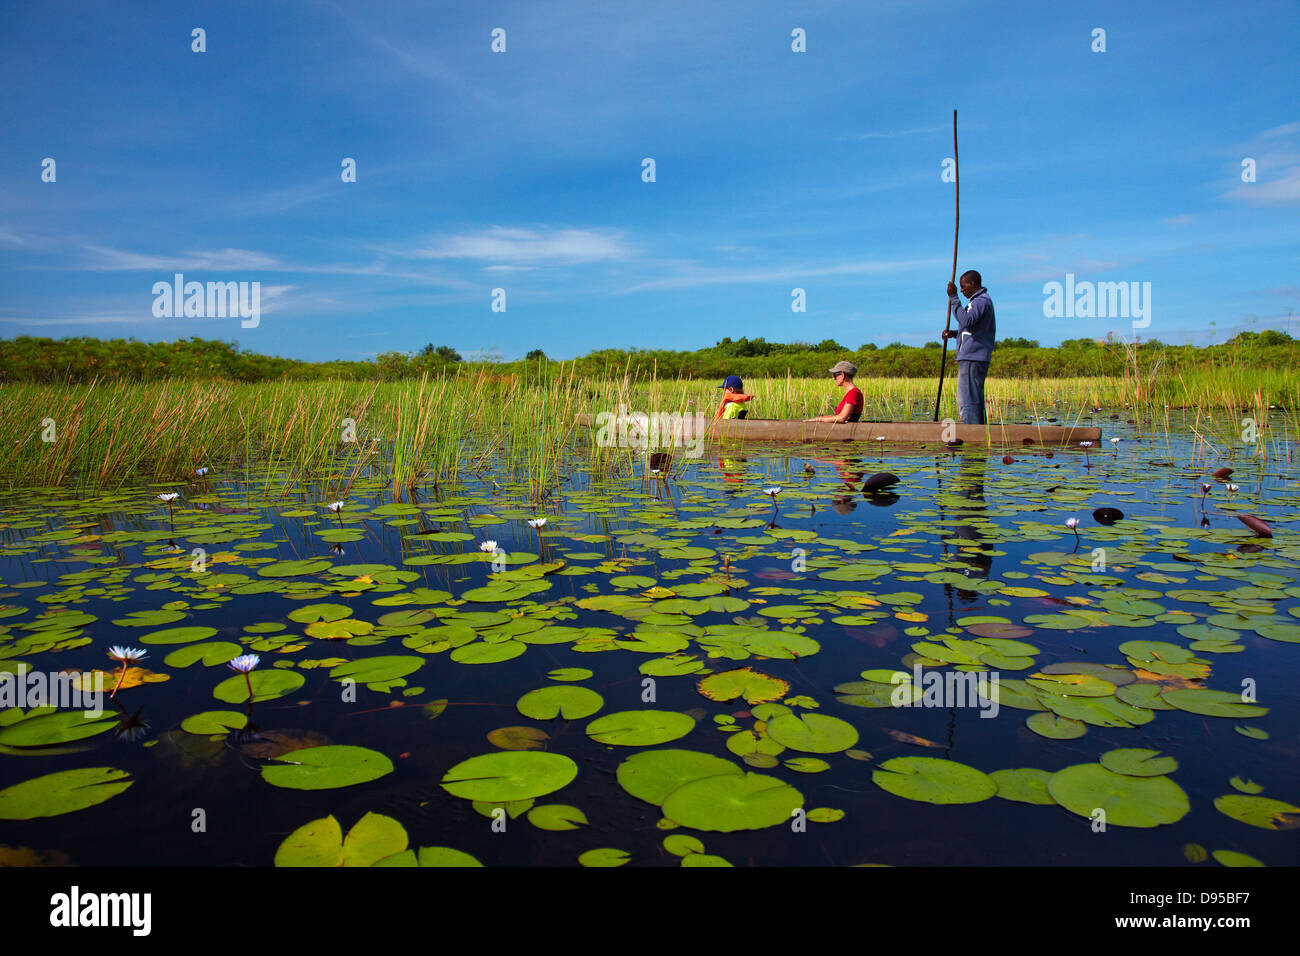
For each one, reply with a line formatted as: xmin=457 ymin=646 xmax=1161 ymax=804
xmin=948 ymin=288 xmax=996 ymax=363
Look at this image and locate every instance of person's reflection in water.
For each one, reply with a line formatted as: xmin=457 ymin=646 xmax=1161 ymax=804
xmin=949 ymin=456 xmax=993 ymax=604
xmin=716 ymin=456 xmax=747 ymax=496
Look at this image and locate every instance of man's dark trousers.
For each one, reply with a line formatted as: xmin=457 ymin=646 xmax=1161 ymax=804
xmin=957 ymin=360 xmax=988 ymax=425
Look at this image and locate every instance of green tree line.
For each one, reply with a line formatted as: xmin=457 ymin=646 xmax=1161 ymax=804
xmin=1 ymin=331 xmax=1295 ymax=383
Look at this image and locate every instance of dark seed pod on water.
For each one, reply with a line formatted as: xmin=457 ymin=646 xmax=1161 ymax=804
xmin=1237 ymin=514 xmax=1272 ymax=538
xmin=945 ymin=439 xmax=964 ymax=448
xmin=1044 ymin=450 xmax=1054 ymax=458
xmin=1093 ymin=507 xmax=1124 ymax=525
xmin=1237 ymin=543 xmax=1264 ymax=553
xmin=1213 ymin=467 xmax=1233 ymax=480
xmin=862 ymin=472 xmax=900 ymax=493
xmin=1002 ymin=455 xmax=1014 ymax=464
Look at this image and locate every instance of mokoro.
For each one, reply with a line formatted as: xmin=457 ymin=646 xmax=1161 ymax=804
xmin=573 ymin=414 xmax=1101 ymax=445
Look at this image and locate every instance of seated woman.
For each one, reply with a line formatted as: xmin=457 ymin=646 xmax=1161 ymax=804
xmin=806 ymin=361 xmax=863 ymax=423
xmin=714 ymin=375 xmax=754 ymax=420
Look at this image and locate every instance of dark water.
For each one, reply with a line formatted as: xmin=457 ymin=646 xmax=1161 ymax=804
xmin=1 ymin=428 xmax=1297 ymax=867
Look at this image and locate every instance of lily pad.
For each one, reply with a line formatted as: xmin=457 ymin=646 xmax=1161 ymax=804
xmin=1098 ymin=748 xmax=1179 ymax=777
xmin=441 ymin=751 xmax=579 ymax=802
xmin=990 ymin=768 xmax=1057 ymax=805
xmin=764 ymin=713 xmax=859 ymax=753
xmin=261 ymin=745 xmax=395 ymax=790
xmin=662 ymin=772 xmax=804 ymax=832
xmin=213 ymin=669 xmax=305 ymax=704
xmin=516 ymin=685 xmax=604 ymax=720
xmin=1213 ymin=794 xmax=1300 ymax=830
xmin=617 ymin=748 xmax=743 ymax=805
xmin=0 ymin=767 xmax=133 ymax=819
xmin=1160 ymin=688 xmax=1268 ymax=718
xmin=1047 ymin=764 xmax=1190 ymax=828
xmin=872 ymin=757 xmax=996 ymax=805
xmin=697 ymin=668 xmax=790 ymax=705
xmin=585 ymin=710 xmax=695 ymax=746
xmin=526 ymin=804 xmax=588 ymax=831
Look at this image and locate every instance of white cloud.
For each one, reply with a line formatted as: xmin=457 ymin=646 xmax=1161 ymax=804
xmin=415 ymin=226 xmax=635 ymax=264
xmin=1223 ymin=166 xmax=1300 ymax=205
xmin=82 ymin=246 xmax=286 ymax=271
xmin=1163 ymin=214 xmax=1195 ymax=225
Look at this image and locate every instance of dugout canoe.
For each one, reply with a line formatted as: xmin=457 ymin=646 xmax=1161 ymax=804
xmin=574 ymin=414 xmax=1101 ymax=445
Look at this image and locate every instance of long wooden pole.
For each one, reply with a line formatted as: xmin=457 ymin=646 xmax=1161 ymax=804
xmin=933 ymin=110 xmax=959 ymax=422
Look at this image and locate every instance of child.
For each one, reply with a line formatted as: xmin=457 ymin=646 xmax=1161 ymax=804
xmin=715 ymin=374 xmax=754 ymax=420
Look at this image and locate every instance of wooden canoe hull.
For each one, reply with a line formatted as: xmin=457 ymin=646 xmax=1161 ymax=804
xmin=574 ymin=414 xmax=1101 ymax=445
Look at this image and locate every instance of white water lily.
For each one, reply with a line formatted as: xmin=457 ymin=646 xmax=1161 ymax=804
xmin=763 ymin=486 xmax=782 ymax=497
xmin=479 ymin=540 xmax=498 ymax=552
xmin=108 ymin=646 xmax=147 ymax=663
xmin=1109 ymin=437 xmax=1121 ymax=445
xmin=326 ymin=501 xmax=344 ymax=512
xmin=158 ymin=493 xmax=179 ymax=502
xmin=1079 ymin=441 xmax=1093 ymax=448
xmin=527 ymin=518 xmax=547 ymax=528
xmin=1065 ymin=517 xmax=1079 ymax=530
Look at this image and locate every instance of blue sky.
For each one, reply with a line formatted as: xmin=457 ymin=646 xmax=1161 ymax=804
xmin=1 ymin=0 xmax=1297 ymax=361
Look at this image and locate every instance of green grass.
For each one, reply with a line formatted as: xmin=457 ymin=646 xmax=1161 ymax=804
xmin=1 ymin=368 xmax=1294 ymax=493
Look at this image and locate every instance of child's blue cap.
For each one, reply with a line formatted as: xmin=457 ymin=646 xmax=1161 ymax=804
xmin=720 ymin=375 xmax=743 ymax=390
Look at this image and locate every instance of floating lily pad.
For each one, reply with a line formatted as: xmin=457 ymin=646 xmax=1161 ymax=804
xmin=1026 ymin=712 xmax=1087 ymax=739
xmin=697 ymin=667 xmax=790 ymax=705
xmin=440 ymin=751 xmax=578 ymax=802
xmin=662 ymin=772 xmax=803 ymax=832
xmin=213 ymin=669 xmax=305 ymax=703
xmin=764 ymin=713 xmax=858 ymax=753
xmin=274 ymin=812 xmax=407 ymax=867
xmin=261 ymin=745 xmax=394 ymax=790
xmin=578 ymin=847 xmax=629 ymax=867
xmin=1213 ymin=794 xmax=1300 ymax=830
xmin=180 ymin=710 xmax=249 ymax=735
xmin=873 ymin=757 xmax=996 ymax=804
xmin=585 ymin=710 xmax=695 ymax=746
xmin=616 ymin=749 xmax=743 ymax=805
xmin=1047 ymin=764 xmax=1189 ymax=828
xmin=526 ymin=804 xmax=588 ymax=831
xmin=990 ymin=768 xmax=1057 ymax=805
xmin=1161 ymin=688 xmax=1268 ymax=718
xmin=1099 ymin=748 xmax=1179 ymax=777
xmin=0 ymin=767 xmax=133 ymax=819
xmin=0 ymin=710 xmax=119 ymax=747
xmin=140 ymin=626 xmax=219 ymax=645
xmin=517 ymin=686 xmax=604 ymax=720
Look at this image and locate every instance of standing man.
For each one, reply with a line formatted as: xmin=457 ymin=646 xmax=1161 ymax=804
xmin=942 ymin=270 xmax=996 ymax=425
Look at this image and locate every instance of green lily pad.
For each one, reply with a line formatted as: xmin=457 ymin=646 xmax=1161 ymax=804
xmin=0 ymin=767 xmax=133 ymax=819
xmin=328 ymin=656 xmax=424 ymax=689
xmin=1047 ymin=764 xmax=1190 ymax=828
xmin=180 ymin=710 xmax=249 ymax=735
xmin=547 ymin=667 xmax=593 ymax=682
xmin=990 ymin=768 xmax=1057 ymax=805
xmin=164 ymin=641 xmax=243 ymax=668
xmin=764 ymin=713 xmax=858 ymax=753
xmin=1161 ymin=688 xmax=1268 ymax=718
xmin=585 ymin=710 xmax=695 ymax=746
xmin=1213 ymin=794 xmax=1300 ymax=830
xmin=1211 ymin=849 xmax=1264 ymax=867
xmin=288 ymin=603 xmax=352 ymax=623
xmin=440 ymin=751 xmax=579 ymax=802
xmin=449 ymin=641 xmax=526 ymax=664
xmin=517 ymin=686 xmax=604 ymax=720
xmin=261 ymin=745 xmax=394 ymax=790
xmin=0 ymin=710 xmax=119 ymax=747
xmin=872 ymin=757 xmax=996 ymax=805
xmin=258 ymin=559 xmax=333 ymax=578
xmin=616 ymin=748 xmax=743 ymax=805
xmin=662 ymin=772 xmax=804 ymax=832
xmin=213 ymin=669 xmax=305 ymax=703
xmin=696 ymin=668 xmax=790 ymax=705
xmin=274 ymin=812 xmax=407 ymax=867
xmin=1099 ymin=748 xmax=1179 ymax=777
xmin=140 ymin=626 xmax=219 ymax=645
xmin=578 ymin=847 xmax=629 ymax=867
xmin=526 ymin=804 xmax=588 ymax=831
xmin=1026 ymin=712 xmax=1087 ymax=739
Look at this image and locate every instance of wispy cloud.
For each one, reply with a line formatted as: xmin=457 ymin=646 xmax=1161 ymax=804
xmin=1223 ymin=166 xmax=1300 ymax=205
xmin=615 ymin=256 xmax=943 ymax=294
xmin=414 ymin=226 xmax=636 ymax=264
xmin=1163 ymin=214 xmax=1195 ymax=225
xmin=82 ymin=246 xmax=286 ymax=271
